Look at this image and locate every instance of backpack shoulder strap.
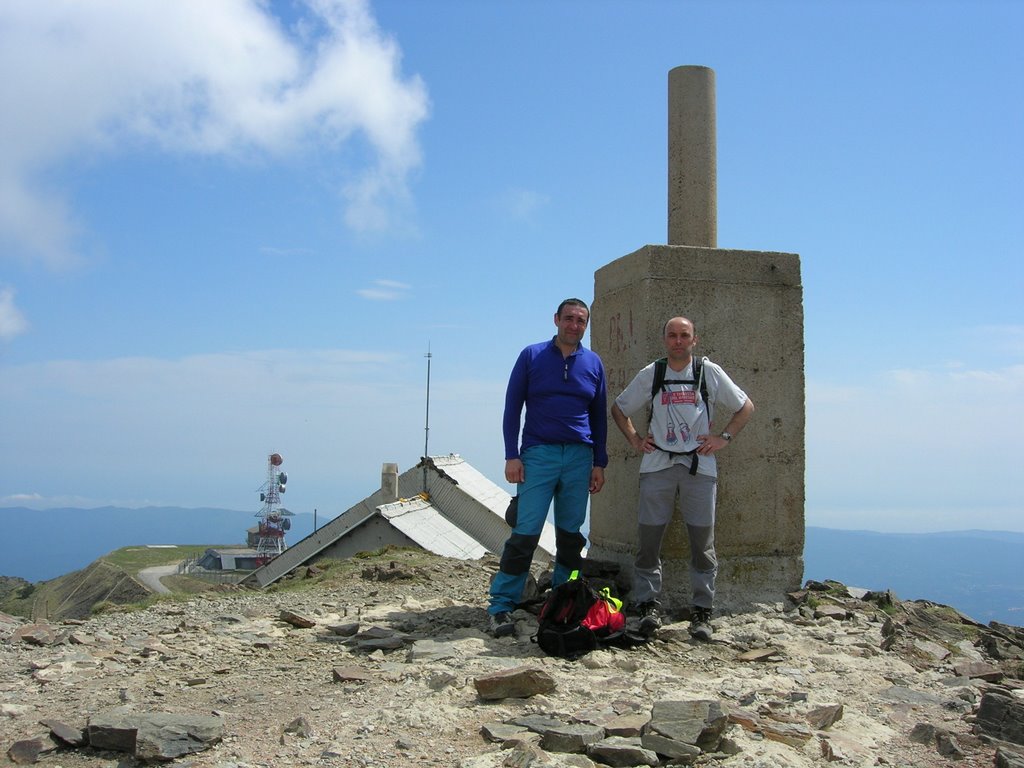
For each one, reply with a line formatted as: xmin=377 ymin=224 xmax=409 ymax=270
xmin=650 ymin=357 xmax=668 ymax=401
xmin=694 ymin=356 xmax=708 ymax=408
xmin=649 ymin=356 xmax=709 ymax=416
xmin=648 ymin=357 xmax=668 ymax=422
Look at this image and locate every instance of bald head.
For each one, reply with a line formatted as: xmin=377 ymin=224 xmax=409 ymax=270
xmin=663 ymin=316 xmax=695 ymax=337
xmin=663 ymin=317 xmax=698 ymax=365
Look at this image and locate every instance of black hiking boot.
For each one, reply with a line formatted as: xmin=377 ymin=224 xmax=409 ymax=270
xmin=636 ymin=602 xmax=663 ymax=636
xmin=689 ymin=606 xmax=713 ymax=641
xmin=488 ymin=611 xmax=516 ymax=638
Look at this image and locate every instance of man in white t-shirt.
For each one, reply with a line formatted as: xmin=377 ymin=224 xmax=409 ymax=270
xmin=611 ymin=316 xmax=754 ymax=640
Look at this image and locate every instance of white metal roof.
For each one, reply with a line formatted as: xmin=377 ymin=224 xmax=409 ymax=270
xmin=378 ymin=497 xmax=489 ymax=560
xmin=429 ymin=454 xmax=509 ymax=513
xmin=249 ymin=454 xmax=563 ymax=588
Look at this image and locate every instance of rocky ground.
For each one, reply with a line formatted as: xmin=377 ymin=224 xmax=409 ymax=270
xmin=2 ymin=549 xmax=1023 ymax=768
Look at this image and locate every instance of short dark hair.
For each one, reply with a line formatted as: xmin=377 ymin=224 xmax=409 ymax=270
xmin=557 ymin=298 xmax=589 ymax=318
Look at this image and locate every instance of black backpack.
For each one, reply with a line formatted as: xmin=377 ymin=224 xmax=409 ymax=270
xmin=648 ymin=356 xmax=710 ymax=476
xmin=531 ymin=573 xmax=627 ymax=660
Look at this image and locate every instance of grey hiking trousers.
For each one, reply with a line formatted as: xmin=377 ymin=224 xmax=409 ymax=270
xmin=631 ymin=464 xmax=717 ymax=610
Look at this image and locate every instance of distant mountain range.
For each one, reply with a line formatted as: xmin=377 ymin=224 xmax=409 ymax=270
xmin=2 ymin=507 xmax=1021 ymax=626
xmin=1 ymin=506 xmax=319 ymax=583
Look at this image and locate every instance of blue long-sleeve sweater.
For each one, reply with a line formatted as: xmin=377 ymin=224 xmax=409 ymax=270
xmin=502 ymin=337 xmax=608 ymax=467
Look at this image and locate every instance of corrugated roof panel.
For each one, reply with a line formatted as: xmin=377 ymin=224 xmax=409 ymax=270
xmin=379 ymin=498 xmax=488 ymax=560
xmin=430 ymin=454 xmax=508 ymax=514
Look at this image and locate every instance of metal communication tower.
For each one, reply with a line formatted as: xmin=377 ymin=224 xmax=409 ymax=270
xmin=255 ymin=452 xmax=293 ymax=563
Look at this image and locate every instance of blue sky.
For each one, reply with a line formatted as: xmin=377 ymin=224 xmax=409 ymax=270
xmin=1 ymin=0 xmax=1021 ymax=533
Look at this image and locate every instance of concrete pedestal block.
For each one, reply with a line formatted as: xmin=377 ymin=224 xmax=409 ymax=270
xmin=590 ymin=244 xmax=805 ymax=612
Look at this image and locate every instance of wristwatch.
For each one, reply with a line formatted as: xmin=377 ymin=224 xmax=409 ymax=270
xmin=720 ymin=431 xmax=733 ymax=442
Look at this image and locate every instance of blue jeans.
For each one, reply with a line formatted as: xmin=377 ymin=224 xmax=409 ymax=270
xmin=488 ymin=443 xmax=593 ymax=614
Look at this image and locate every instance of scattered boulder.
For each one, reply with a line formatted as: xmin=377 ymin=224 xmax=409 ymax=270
xmin=473 ymin=666 xmax=557 ymax=700
xmin=326 ymin=621 xmax=359 ymax=636
xmin=39 ymin=719 xmax=86 ymax=747
xmin=996 ymin=745 xmax=1024 ymax=768
xmin=539 ymin=722 xmax=605 ymax=753
xmin=587 ymin=735 xmax=659 ymax=767
xmin=954 ymin=660 xmax=1004 ymax=681
xmin=976 ymin=691 xmax=1024 ymax=746
xmin=87 ymin=709 xmax=224 ymax=761
xmin=11 ymin=624 xmax=57 ymax=646
xmin=805 ymin=703 xmax=844 ymax=730
xmin=646 ymin=699 xmax=728 ymax=753
xmin=640 ymin=731 xmax=701 ymax=761
xmin=331 ymin=665 xmax=373 ymax=683
xmin=6 ymin=736 xmax=52 ymax=764
xmin=279 ymin=609 xmax=316 ymax=628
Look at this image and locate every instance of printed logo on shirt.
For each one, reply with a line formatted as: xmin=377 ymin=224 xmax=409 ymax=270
xmin=661 ymin=390 xmax=697 ymax=405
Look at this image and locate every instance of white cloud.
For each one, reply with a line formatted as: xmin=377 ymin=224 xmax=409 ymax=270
xmin=0 ymin=285 xmax=29 ymax=341
xmin=0 ymin=0 xmax=429 ymax=268
xmin=807 ymin=357 xmax=1024 ymax=531
xmin=357 ymin=278 xmax=411 ymax=301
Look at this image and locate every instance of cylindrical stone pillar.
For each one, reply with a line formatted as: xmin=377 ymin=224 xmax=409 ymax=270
xmin=668 ymin=66 xmax=717 ymax=247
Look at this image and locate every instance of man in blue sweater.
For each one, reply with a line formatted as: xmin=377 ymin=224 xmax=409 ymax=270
xmin=487 ymin=298 xmax=609 ymax=638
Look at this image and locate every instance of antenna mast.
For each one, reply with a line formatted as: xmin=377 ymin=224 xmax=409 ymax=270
xmin=423 ymin=345 xmax=432 ymax=491
xmin=424 ymin=344 xmax=432 ymax=458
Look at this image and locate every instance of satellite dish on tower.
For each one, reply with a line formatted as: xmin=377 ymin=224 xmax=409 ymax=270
xmin=253 ymin=452 xmax=291 ymax=564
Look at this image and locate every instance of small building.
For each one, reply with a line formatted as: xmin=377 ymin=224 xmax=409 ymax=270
xmin=197 ymin=547 xmax=265 ymax=572
xmin=247 ymin=454 xmax=556 ymax=588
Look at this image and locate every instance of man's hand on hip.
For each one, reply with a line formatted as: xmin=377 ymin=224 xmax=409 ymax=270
xmin=696 ymin=434 xmax=728 ymax=455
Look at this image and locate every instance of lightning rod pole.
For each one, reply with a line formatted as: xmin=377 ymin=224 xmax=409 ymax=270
xmin=423 ymin=345 xmax=432 ymax=492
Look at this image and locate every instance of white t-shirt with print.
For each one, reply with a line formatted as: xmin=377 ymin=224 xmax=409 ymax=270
xmin=613 ymin=357 xmax=748 ymax=478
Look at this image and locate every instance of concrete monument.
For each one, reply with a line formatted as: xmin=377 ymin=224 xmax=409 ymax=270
xmin=590 ymin=66 xmax=805 ymax=610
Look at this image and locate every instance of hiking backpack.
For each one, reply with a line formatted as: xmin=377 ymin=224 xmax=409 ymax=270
xmin=532 ymin=571 xmax=626 ymax=660
xmin=648 ymin=356 xmax=711 ymax=476
xmin=649 ymin=356 xmax=709 ymax=412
